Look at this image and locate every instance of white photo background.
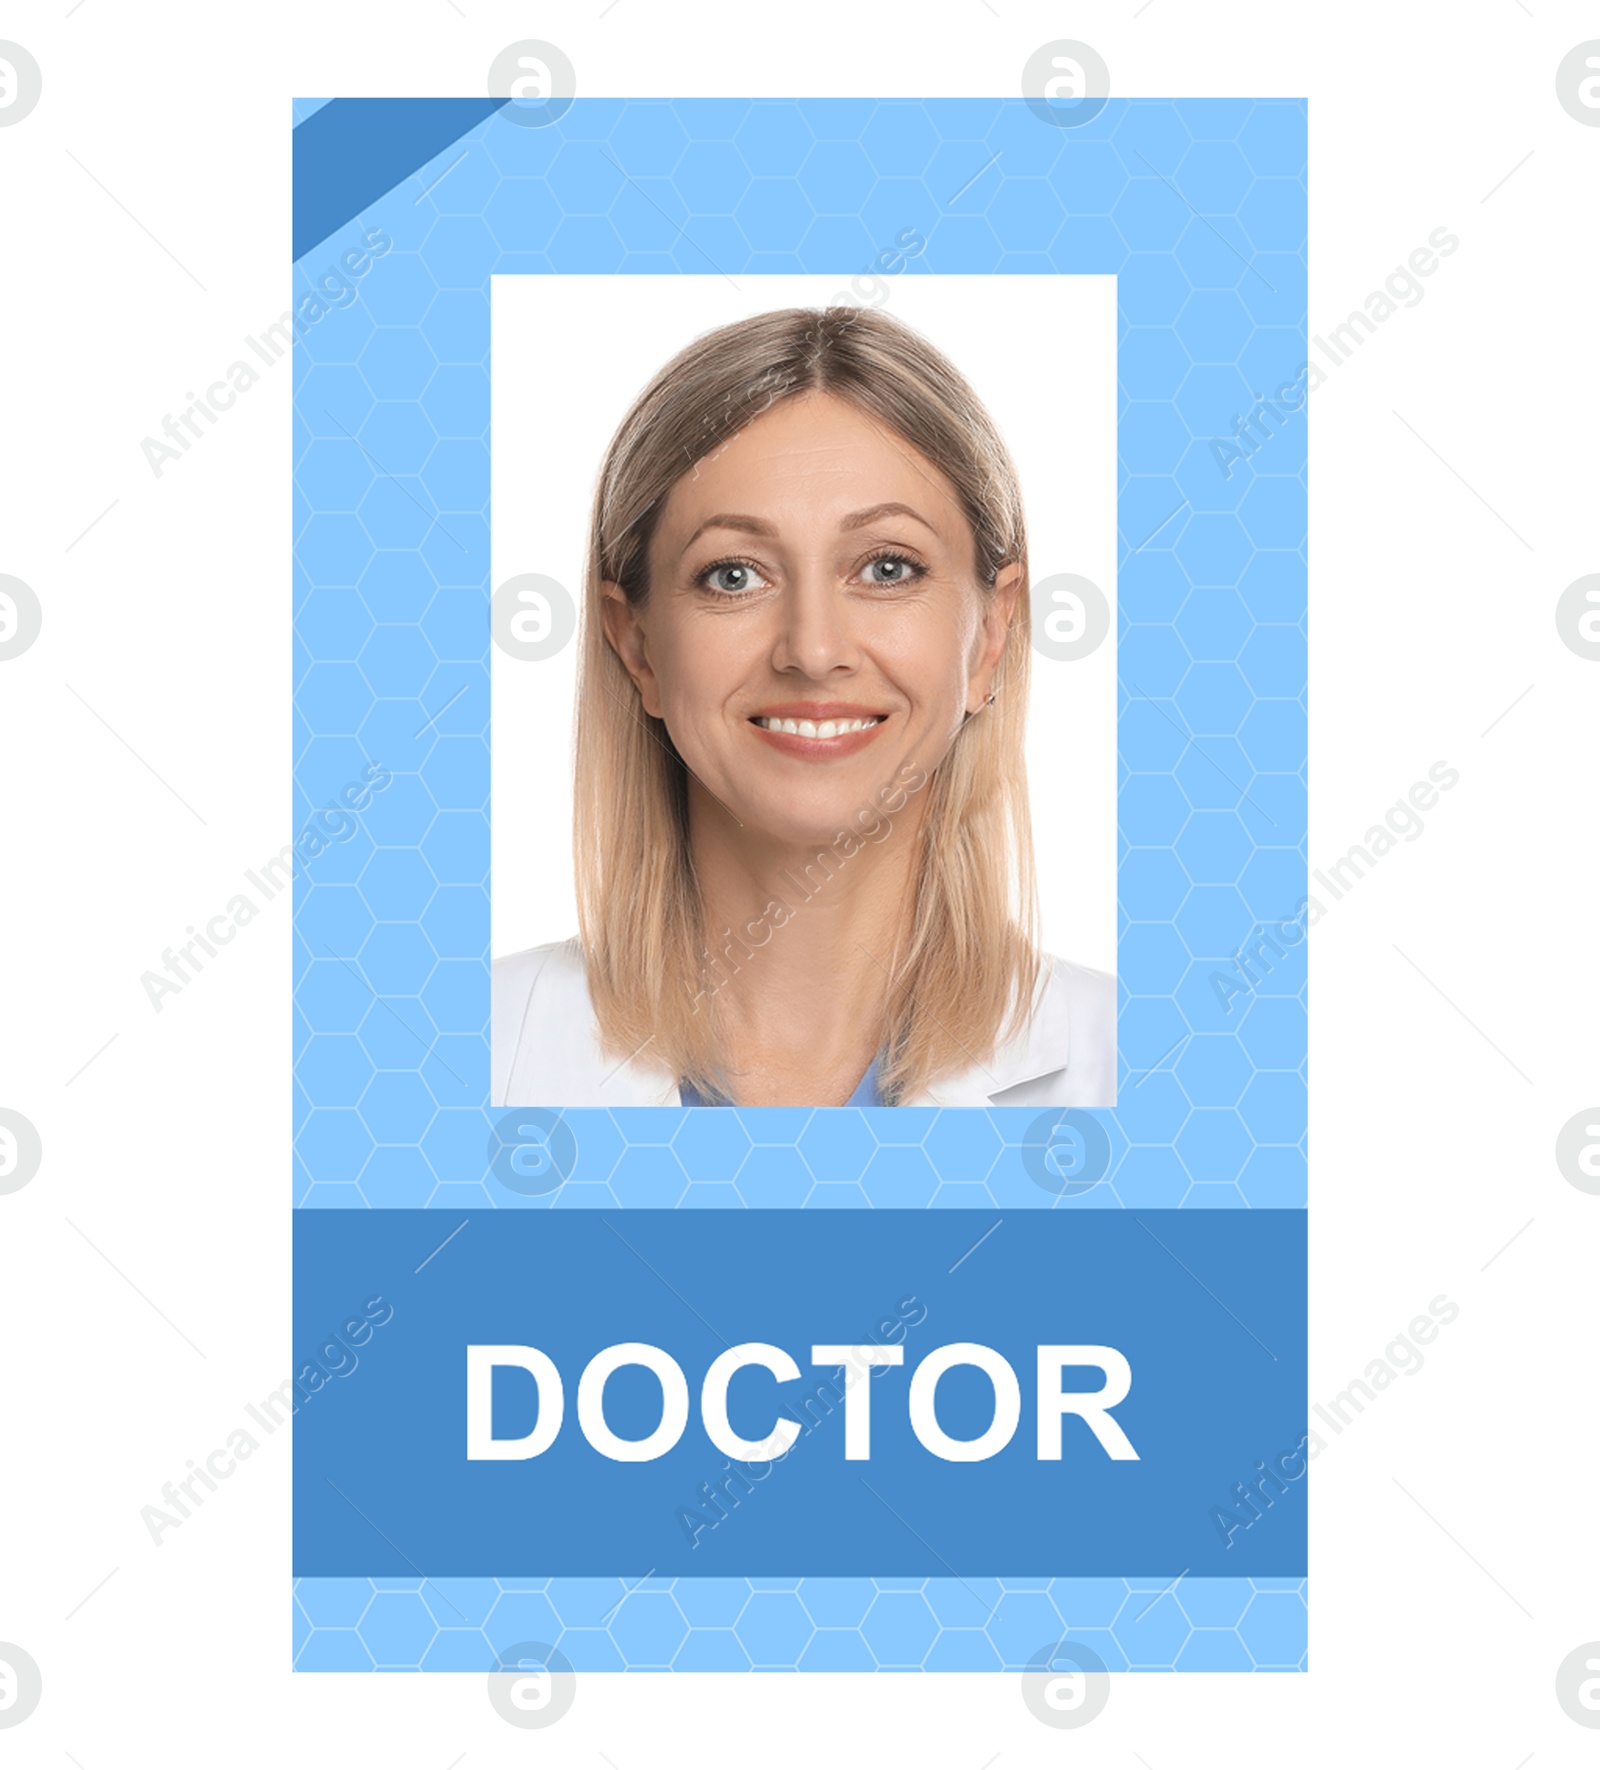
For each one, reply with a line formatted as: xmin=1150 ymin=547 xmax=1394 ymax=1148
xmin=491 ymin=274 xmax=1117 ymax=977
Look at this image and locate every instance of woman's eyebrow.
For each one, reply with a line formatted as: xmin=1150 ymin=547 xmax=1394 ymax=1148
xmin=679 ymin=513 xmax=777 ymax=556
xmin=838 ymin=501 xmax=937 ymax=535
xmin=680 ymin=501 xmax=937 ymax=558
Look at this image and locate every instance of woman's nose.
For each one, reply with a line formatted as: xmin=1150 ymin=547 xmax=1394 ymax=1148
xmin=771 ymin=569 xmax=861 ymax=678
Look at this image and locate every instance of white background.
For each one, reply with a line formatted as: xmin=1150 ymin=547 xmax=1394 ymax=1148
xmin=492 ymin=274 xmax=1117 ymax=972
xmin=2 ymin=4 xmax=1598 ymax=1767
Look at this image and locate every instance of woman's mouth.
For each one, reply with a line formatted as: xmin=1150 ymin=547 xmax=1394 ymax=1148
xmin=747 ymin=707 xmax=889 ymax=758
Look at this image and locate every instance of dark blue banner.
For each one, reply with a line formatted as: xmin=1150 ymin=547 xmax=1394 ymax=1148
xmin=293 ymin=1209 xmax=1305 ymax=1578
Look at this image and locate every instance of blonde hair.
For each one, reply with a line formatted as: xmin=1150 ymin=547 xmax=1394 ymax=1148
xmin=572 ymin=305 xmax=1039 ymax=1103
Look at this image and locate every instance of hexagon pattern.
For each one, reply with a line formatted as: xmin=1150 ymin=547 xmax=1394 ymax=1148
xmin=294 ymin=1574 xmax=1306 ymax=1672
xmin=292 ymin=94 xmax=1307 ymax=1669
xmin=293 ymin=94 xmax=1307 ymax=1214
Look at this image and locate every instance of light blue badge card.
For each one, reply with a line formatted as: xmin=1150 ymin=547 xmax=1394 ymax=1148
xmin=291 ymin=85 xmax=1307 ymax=1675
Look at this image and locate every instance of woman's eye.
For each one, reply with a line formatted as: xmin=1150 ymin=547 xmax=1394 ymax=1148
xmin=701 ymin=561 xmax=766 ymax=595
xmin=860 ymin=555 xmax=921 ymax=586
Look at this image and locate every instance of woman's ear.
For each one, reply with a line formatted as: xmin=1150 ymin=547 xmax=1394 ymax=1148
xmin=600 ymin=582 xmax=664 ymax=718
xmin=966 ymin=561 xmax=1023 ymax=712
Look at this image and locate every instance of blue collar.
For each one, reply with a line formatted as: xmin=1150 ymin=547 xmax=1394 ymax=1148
xmin=680 ymin=1055 xmax=884 ymax=1108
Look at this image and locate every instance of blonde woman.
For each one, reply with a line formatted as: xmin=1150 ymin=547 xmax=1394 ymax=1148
xmin=492 ymin=306 xmax=1114 ymax=1109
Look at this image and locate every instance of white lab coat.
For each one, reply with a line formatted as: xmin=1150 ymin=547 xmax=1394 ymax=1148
xmin=491 ymin=938 xmax=1116 ymax=1108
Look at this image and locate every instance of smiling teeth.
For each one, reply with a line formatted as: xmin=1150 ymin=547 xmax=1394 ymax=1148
xmin=756 ymin=716 xmax=881 ymax=738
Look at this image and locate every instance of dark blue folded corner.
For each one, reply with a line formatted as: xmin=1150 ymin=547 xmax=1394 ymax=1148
xmin=292 ymin=97 xmax=507 ymax=262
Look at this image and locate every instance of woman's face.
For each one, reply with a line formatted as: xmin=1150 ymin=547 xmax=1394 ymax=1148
xmin=603 ymin=391 xmax=1020 ymax=850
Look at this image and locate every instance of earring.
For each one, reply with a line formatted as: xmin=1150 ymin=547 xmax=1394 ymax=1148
xmin=985 ymin=690 xmax=996 ymax=705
